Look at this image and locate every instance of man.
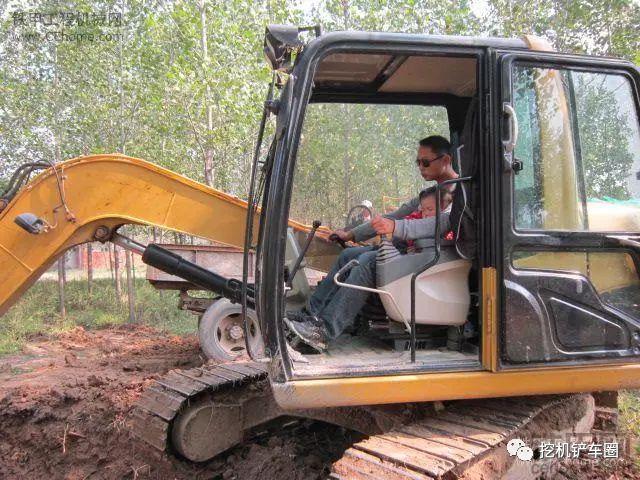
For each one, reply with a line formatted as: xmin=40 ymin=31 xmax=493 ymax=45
xmin=285 ymin=135 xmax=459 ymax=351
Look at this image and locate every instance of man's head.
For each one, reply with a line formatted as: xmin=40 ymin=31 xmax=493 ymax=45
xmin=416 ymin=135 xmax=452 ymax=181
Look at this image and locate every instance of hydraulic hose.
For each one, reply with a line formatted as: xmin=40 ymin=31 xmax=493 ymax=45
xmin=1 ymin=162 xmax=50 ymax=210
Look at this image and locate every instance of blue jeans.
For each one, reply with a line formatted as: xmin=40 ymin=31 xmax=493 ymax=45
xmin=308 ymin=246 xmax=377 ymax=339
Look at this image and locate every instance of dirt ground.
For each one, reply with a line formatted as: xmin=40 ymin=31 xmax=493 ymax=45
xmin=1 ymin=325 xmax=638 ymax=480
xmin=0 ymin=325 xmax=358 ymax=480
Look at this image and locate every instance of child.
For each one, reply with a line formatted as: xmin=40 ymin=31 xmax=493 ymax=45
xmin=403 ymin=187 xmax=453 ymax=251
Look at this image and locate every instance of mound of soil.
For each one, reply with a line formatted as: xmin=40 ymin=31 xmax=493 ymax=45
xmin=0 ymin=326 xmax=356 ymax=479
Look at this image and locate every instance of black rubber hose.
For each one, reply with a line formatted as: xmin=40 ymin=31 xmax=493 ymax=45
xmin=1 ymin=162 xmax=49 ymax=200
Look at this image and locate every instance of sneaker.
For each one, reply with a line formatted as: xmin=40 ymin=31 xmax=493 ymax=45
xmin=284 ymin=314 xmax=328 ymax=353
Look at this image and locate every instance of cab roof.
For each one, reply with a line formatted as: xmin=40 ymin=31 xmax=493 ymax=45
xmin=296 ymin=31 xmax=535 ymax=101
xmin=305 ymin=30 xmax=531 ymax=51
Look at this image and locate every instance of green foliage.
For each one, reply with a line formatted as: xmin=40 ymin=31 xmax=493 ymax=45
xmin=514 ymin=64 xmax=638 ymax=204
xmin=484 ymin=0 xmax=640 ymax=59
xmin=0 ymin=1 xmax=639 ymax=344
xmin=1 ymin=0 xmax=637 ymax=186
xmin=0 ymin=0 xmax=302 ymax=193
xmin=0 ymin=278 xmax=196 ymax=355
xmin=292 ymin=103 xmax=449 ymax=227
xmin=572 ymin=71 xmax=637 ymax=200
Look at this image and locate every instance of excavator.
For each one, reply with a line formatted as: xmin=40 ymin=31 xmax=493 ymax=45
xmin=1 ymin=26 xmax=640 ymax=478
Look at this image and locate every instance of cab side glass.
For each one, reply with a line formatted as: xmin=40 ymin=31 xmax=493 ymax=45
xmin=512 ymin=65 xmax=640 ymax=232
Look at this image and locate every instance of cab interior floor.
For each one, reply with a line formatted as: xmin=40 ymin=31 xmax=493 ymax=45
xmin=291 ymin=334 xmax=479 ymax=376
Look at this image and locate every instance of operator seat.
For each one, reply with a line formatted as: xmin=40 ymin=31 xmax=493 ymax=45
xmin=376 ymin=238 xmax=471 ymax=325
xmin=374 ymin=98 xmax=478 ymax=327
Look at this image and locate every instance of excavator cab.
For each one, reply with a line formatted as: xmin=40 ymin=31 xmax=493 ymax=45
xmin=247 ymin=26 xmax=640 ymax=408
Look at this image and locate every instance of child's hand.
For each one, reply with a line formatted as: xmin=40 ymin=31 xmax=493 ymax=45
xmin=371 ymin=215 xmax=394 ymax=235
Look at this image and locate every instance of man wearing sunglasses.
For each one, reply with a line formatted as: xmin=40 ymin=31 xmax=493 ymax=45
xmin=285 ymin=135 xmax=459 ymax=352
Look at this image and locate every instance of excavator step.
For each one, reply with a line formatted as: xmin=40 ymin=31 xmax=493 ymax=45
xmin=331 ymin=394 xmax=574 ymax=479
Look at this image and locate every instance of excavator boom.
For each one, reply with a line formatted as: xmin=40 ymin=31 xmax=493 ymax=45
xmin=0 ymin=154 xmax=322 ymax=316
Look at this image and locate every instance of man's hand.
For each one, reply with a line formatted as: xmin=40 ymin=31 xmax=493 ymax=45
xmin=371 ymin=215 xmax=395 ymax=235
xmin=331 ymin=229 xmax=354 ymax=242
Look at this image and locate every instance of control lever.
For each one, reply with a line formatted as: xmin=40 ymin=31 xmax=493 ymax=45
xmin=329 ymin=233 xmax=347 ymax=249
xmin=286 ymin=220 xmax=321 ymax=288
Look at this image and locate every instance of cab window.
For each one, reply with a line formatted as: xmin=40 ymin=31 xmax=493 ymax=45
xmin=513 ymin=65 xmax=640 ymax=232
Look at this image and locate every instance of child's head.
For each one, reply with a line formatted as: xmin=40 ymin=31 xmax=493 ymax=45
xmin=418 ymin=187 xmax=452 ymax=218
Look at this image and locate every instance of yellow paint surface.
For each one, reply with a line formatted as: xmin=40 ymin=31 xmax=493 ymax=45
xmin=274 ymin=362 xmax=640 ymax=409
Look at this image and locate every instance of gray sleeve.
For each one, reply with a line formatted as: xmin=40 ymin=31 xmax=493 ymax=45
xmin=392 ymin=211 xmax=451 ymax=241
xmin=351 ymin=197 xmax=420 ymax=242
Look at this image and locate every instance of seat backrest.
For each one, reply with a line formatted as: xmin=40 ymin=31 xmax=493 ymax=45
xmin=376 ymin=240 xmax=461 ymax=287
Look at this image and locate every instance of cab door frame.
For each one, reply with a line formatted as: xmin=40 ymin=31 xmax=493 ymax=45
xmin=259 ymin=35 xmax=491 ymax=382
xmin=494 ymin=50 xmax=640 ymax=370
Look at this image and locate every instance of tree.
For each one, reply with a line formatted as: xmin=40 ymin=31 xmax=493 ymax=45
xmin=484 ymin=0 xmax=640 ymax=61
xmin=572 ymin=71 xmax=636 ymax=200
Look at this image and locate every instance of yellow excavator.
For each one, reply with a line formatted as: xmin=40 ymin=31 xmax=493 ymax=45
xmin=2 ymin=26 xmax=640 ymax=478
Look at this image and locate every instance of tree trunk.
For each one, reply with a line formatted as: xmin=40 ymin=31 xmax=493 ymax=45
xmin=108 ymin=243 xmax=115 ymax=281
xmin=199 ymin=0 xmax=215 ymax=186
xmin=204 ymin=149 xmax=214 ymax=186
xmin=87 ymin=243 xmax=93 ymax=294
xmin=114 ymin=246 xmax=122 ymax=300
xmin=341 ymin=105 xmax=351 ymax=213
xmin=343 ymin=155 xmax=350 ymax=213
xmin=341 ymin=0 xmax=351 ymax=29
xmin=394 ymin=169 xmax=400 ymax=199
xmin=118 ymin=0 xmax=126 ymax=156
xmin=116 ymin=7 xmax=127 ymax=308
xmin=125 ymin=249 xmax=136 ymax=323
xmin=58 ymin=253 xmax=66 ymax=319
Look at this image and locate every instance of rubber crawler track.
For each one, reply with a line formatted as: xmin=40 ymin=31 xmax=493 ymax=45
xmin=130 ymin=361 xmax=269 ymax=452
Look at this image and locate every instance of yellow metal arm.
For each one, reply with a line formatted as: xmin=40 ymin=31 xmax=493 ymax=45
xmin=0 ymin=154 xmax=318 ymax=316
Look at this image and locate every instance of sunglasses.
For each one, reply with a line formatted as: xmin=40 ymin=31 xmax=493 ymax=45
xmin=415 ymin=154 xmax=445 ymax=168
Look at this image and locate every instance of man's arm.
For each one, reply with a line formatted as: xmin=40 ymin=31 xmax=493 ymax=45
xmin=349 ymin=197 xmax=420 ymax=242
xmin=392 ymin=211 xmax=451 ymax=241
